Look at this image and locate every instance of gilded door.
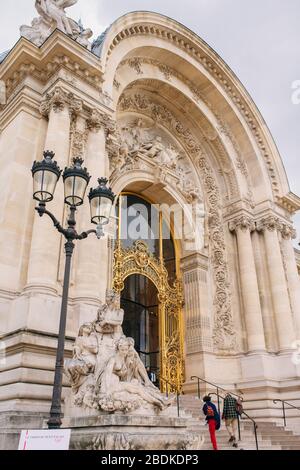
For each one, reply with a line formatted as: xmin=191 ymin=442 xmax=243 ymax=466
xmin=112 ymin=240 xmax=185 ymax=392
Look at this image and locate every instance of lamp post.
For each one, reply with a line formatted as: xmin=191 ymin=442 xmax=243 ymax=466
xmin=31 ymin=151 xmax=115 ymax=429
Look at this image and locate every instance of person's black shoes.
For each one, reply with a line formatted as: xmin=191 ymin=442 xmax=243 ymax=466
xmin=232 ymin=437 xmax=238 ymax=448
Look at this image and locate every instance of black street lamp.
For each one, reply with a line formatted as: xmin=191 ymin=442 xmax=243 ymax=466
xmin=31 ymin=151 xmax=115 ymax=429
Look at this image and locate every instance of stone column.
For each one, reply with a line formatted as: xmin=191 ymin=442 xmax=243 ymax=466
xmin=73 ymin=110 xmax=111 ymax=302
xmin=257 ymin=216 xmax=296 ymax=351
xmin=181 ymin=253 xmax=212 ymax=354
xmin=229 ymin=216 xmax=266 ymax=352
xmin=26 ymin=87 xmax=82 ymax=292
xmin=280 ymin=224 xmax=300 ymax=340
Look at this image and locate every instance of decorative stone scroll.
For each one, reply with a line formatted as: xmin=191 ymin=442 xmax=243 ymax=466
xmin=117 ymin=92 xmax=236 ymax=351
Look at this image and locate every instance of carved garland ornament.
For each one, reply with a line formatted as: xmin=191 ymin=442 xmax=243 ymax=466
xmin=118 ymin=93 xmax=236 ymax=351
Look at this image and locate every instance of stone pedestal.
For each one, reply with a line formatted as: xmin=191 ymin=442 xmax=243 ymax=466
xmin=62 ymin=414 xmax=204 ymax=451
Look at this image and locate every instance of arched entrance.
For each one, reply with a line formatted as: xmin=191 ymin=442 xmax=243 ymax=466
xmin=112 ymin=194 xmax=185 ymax=391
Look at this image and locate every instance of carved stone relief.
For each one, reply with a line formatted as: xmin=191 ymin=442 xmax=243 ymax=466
xmin=109 ymin=114 xmax=203 ymax=205
xmin=113 ymin=26 xmax=281 ymax=197
xmin=40 ymin=86 xmax=82 ymax=117
xmin=115 ymin=92 xmax=236 ymax=351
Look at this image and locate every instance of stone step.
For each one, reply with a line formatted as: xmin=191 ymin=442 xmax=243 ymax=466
xmin=181 ymin=401 xmax=300 ymax=451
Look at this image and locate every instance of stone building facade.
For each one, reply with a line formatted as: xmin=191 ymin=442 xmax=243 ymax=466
xmin=0 ymin=8 xmax=300 ymax=434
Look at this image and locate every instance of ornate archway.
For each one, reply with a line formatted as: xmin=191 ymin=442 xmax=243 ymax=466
xmin=112 ymin=240 xmax=185 ymax=391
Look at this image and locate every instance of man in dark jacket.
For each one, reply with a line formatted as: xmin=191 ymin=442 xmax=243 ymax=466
xmin=202 ymin=395 xmax=220 ymax=451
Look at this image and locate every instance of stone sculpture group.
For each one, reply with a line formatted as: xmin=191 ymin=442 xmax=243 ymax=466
xmin=65 ymin=290 xmax=172 ymax=414
xmin=20 ymin=0 xmax=93 ymax=49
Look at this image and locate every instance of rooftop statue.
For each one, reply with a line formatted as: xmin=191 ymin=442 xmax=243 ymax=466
xmin=20 ymin=0 xmax=93 ymax=50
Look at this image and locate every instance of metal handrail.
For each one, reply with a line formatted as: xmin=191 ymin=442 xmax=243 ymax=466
xmin=158 ymin=375 xmax=180 ymax=418
xmin=273 ymin=399 xmax=300 ymax=427
xmin=191 ymin=375 xmax=243 ymax=413
xmin=241 ymin=411 xmax=259 ymax=451
xmin=209 ymin=392 xmax=241 ymax=442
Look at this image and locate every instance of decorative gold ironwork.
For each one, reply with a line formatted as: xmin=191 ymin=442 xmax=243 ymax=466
xmin=113 ymin=240 xmax=185 ymax=392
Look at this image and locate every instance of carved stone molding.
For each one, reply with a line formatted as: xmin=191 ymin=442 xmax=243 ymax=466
xmin=4 ymin=55 xmax=103 ymax=104
xmin=40 ymin=87 xmax=82 ymax=118
xmin=229 ymin=216 xmax=256 ymax=233
xmin=280 ymin=224 xmax=297 ymax=241
xmin=117 ymin=92 xmax=236 ymax=351
xmin=118 ymin=74 xmax=241 ymax=202
xmin=256 ymin=216 xmax=282 ymax=233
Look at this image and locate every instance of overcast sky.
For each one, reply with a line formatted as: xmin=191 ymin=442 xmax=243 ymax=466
xmin=1 ymin=0 xmax=299 ymax=244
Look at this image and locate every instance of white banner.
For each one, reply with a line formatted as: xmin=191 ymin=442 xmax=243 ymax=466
xmin=18 ymin=429 xmax=71 ymax=451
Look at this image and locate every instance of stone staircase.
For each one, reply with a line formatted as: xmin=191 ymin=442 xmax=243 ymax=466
xmin=180 ymin=395 xmax=300 ymax=451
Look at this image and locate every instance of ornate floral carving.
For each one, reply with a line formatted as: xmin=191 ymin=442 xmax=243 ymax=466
xmin=158 ymin=64 xmax=172 ymax=81
xmin=256 ymin=215 xmax=282 ymax=232
xmin=40 ymin=86 xmax=82 ymax=117
xmin=229 ymin=216 xmax=256 ymax=233
xmin=85 ymin=433 xmax=133 ymax=451
xmin=69 ymin=116 xmax=88 ymax=158
xmin=86 ymin=108 xmax=105 ymax=132
xmin=280 ymin=223 xmax=297 ymax=240
xmin=118 ymin=92 xmax=236 ymax=351
xmin=113 ymin=27 xmax=281 ymax=196
xmin=113 ymin=241 xmax=185 ymax=390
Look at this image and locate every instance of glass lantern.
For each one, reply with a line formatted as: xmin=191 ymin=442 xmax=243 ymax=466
xmin=63 ymin=157 xmax=91 ymax=206
xmin=88 ymin=178 xmax=115 ymax=226
xmin=31 ymin=151 xmax=62 ymax=203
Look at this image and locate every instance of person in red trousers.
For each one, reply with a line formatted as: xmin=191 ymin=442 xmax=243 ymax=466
xmin=202 ymin=395 xmax=221 ymax=451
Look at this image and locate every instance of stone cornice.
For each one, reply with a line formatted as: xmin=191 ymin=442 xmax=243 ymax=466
xmin=0 ymin=32 xmax=103 ymax=103
xmin=0 ymin=87 xmax=42 ymax=132
xmin=276 ymin=192 xmax=300 ymax=215
xmin=180 ymin=252 xmax=209 ymax=273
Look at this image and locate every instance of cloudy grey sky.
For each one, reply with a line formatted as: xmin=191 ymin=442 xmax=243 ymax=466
xmin=1 ymin=0 xmax=299 ymax=244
